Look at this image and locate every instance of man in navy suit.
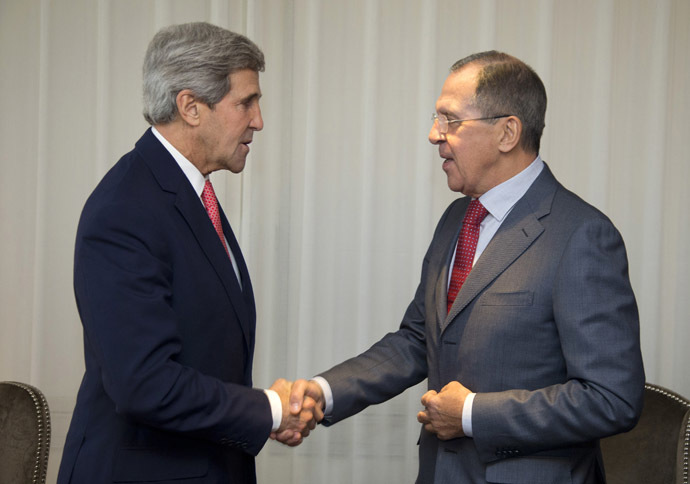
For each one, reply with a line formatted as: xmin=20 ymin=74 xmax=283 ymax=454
xmin=58 ymin=22 xmax=316 ymax=484
xmin=288 ymin=51 xmax=645 ymax=483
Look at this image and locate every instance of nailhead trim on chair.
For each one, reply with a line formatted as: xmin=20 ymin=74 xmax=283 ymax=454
xmin=4 ymin=382 xmax=51 ymax=484
xmin=645 ymin=383 xmax=690 ymax=484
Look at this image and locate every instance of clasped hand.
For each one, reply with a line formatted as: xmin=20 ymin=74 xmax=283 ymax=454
xmin=269 ymin=378 xmax=326 ymax=446
xmin=417 ymin=381 xmax=471 ymax=440
xmin=269 ymin=378 xmax=469 ymax=445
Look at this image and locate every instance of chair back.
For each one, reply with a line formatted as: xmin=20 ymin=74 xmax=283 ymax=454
xmin=0 ymin=381 xmax=51 ymax=484
xmin=601 ymin=383 xmax=690 ymax=484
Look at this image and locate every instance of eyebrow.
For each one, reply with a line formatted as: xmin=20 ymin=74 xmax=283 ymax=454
xmin=239 ymin=92 xmax=262 ymax=104
xmin=437 ymin=108 xmax=457 ymax=118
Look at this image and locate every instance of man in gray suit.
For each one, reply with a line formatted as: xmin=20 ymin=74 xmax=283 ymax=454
xmin=284 ymin=51 xmax=645 ymax=483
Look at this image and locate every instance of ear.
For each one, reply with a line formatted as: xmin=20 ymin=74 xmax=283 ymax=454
xmin=497 ymin=116 xmax=522 ymax=153
xmin=176 ymin=89 xmax=201 ymax=127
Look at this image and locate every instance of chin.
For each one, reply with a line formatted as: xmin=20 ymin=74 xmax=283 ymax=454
xmin=228 ymin=165 xmax=245 ymax=174
xmin=226 ymin=157 xmax=247 ymax=174
xmin=446 ymin=178 xmax=464 ymax=193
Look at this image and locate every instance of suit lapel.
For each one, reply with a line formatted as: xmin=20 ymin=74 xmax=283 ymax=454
xmin=435 ymin=262 xmax=451 ymax=329
xmin=433 ymin=199 xmax=470 ymax=327
xmin=136 ymin=129 xmax=255 ymax=352
xmin=218 ymin=206 xmax=257 ymax=363
xmin=441 ymin=165 xmax=558 ymax=332
xmin=218 ymin=209 xmax=255 ymax=311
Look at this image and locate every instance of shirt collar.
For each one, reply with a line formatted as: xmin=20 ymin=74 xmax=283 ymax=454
xmin=478 ymin=156 xmax=544 ymax=222
xmin=151 ymin=126 xmax=207 ymax=197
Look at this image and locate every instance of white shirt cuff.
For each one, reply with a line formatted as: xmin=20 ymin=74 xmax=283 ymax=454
xmin=462 ymin=392 xmax=475 ymax=437
xmin=311 ymin=376 xmax=334 ymax=415
xmin=264 ymin=389 xmax=283 ymax=432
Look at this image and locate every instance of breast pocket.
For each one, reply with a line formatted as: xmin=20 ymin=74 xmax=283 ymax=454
xmin=480 ymin=291 xmax=534 ymax=306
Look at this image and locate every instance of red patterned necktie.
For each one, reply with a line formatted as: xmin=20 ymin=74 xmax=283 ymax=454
xmin=201 ymin=179 xmax=230 ymax=257
xmin=447 ymin=199 xmax=489 ymax=313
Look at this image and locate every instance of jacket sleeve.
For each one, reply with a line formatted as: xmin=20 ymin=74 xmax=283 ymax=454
xmin=471 ymin=217 xmax=645 ymax=462
xmin=318 ymin=201 xmax=462 ymax=424
xmin=74 ymin=199 xmax=272 ymax=456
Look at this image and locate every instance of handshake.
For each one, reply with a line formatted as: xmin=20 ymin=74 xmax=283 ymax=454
xmin=268 ymin=378 xmax=326 ymax=446
xmin=267 ymin=378 xmax=472 ymax=446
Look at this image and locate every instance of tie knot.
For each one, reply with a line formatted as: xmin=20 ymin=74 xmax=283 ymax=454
xmin=464 ymin=199 xmax=488 ymax=226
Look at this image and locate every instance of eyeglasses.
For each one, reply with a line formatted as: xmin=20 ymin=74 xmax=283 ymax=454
xmin=431 ymin=113 xmax=513 ymax=135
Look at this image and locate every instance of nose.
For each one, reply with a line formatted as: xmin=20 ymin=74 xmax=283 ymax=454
xmin=429 ymin=120 xmax=444 ymax=145
xmin=250 ymin=104 xmax=264 ymax=131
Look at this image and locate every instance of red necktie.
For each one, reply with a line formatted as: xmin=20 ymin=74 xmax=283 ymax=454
xmin=201 ymin=179 xmax=230 ymax=257
xmin=447 ymin=199 xmax=489 ymax=313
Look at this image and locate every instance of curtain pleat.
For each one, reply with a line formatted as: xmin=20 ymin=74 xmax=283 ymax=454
xmin=1 ymin=1 xmax=688 ymax=482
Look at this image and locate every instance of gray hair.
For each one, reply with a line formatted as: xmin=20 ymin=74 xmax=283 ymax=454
xmin=142 ymin=22 xmax=265 ymax=125
xmin=451 ymin=51 xmax=547 ymax=155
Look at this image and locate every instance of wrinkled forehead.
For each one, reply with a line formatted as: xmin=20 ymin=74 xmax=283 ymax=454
xmin=435 ymin=65 xmax=481 ymax=116
xmin=228 ymin=69 xmax=262 ymax=97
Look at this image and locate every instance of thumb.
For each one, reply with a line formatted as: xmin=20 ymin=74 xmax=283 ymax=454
xmin=289 ymin=379 xmax=308 ymax=414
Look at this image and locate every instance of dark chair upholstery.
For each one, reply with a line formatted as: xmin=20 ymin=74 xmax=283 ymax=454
xmin=601 ymin=382 xmax=690 ymax=484
xmin=0 ymin=381 xmax=51 ymax=484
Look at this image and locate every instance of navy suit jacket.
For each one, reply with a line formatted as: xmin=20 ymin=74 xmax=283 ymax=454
xmin=319 ymin=164 xmax=645 ymax=484
xmin=58 ymin=129 xmax=272 ymax=484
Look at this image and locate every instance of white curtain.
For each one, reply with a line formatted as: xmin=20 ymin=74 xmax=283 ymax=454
xmin=1 ymin=1 xmax=688 ymax=482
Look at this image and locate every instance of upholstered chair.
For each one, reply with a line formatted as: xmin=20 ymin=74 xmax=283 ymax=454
xmin=0 ymin=382 xmax=51 ymax=484
xmin=601 ymin=383 xmax=690 ymax=484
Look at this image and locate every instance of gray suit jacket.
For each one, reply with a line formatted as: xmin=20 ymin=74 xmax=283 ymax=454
xmin=319 ymin=164 xmax=645 ymax=484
